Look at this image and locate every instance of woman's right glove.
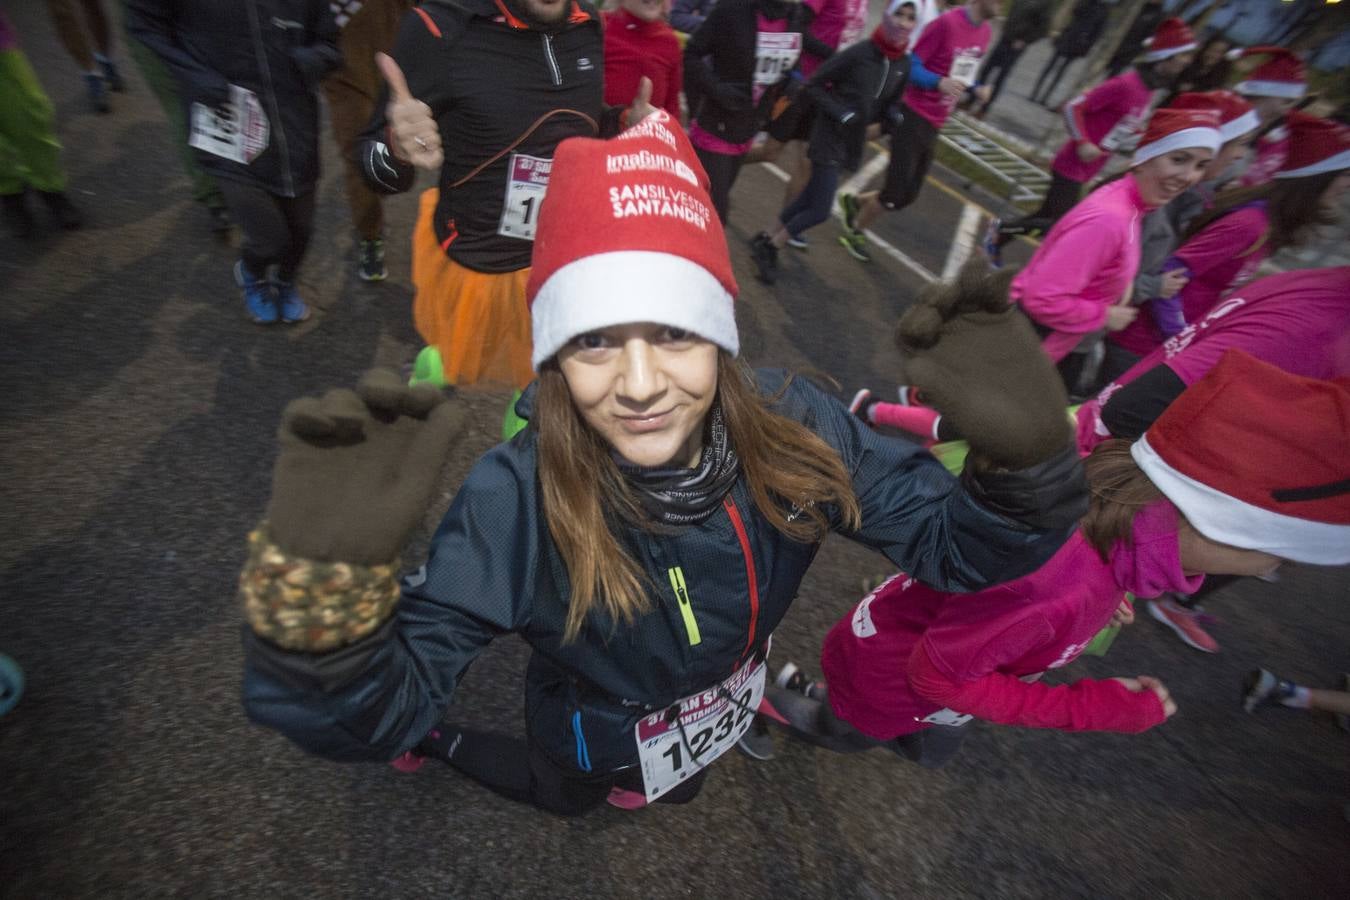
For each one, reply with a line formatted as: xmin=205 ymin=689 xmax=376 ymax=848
xmin=241 ymin=370 xmax=465 ymax=652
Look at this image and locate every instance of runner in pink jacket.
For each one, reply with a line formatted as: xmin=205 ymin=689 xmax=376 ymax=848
xmin=766 ymin=352 xmax=1350 ymax=766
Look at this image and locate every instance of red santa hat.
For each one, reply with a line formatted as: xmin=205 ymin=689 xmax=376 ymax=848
xmin=1169 ymin=90 xmax=1260 ymax=144
xmin=1131 ymin=107 xmax=1222 ymax=168
xmin=526 ymin=111 xmax=739 ymax=369
xmin=1274 ymin=111 xmax=1350 ymax=180
xmin=1232 ymin=46 xmax=1306 ymax=100
xmin=1131 ymin=351 xmax=1350 ymax=566
xmin=1141 ymin=18 xmax=1197 ymax=62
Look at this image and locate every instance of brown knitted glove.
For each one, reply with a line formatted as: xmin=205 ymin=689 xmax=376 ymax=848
xmin=265 ymin=369 xmax=466 ymax=565
xmin=895 ymin=259 xmax=1073 ymax=471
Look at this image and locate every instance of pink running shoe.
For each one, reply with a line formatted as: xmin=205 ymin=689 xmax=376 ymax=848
xmin=389 ymin=751 xmax=426 ymax=773
xmin=606 ymin=787 xmax=649 ymax=810
xmin=1147 ymin=597 xmax=1219 ymax=653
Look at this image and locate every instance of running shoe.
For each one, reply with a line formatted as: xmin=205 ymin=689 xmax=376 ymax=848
xmin=839 ymin=192 xmax=860 ymax=232
xmin=847 ymin=388 xmax=878 ymax=424
xmin=895 ymin=385 xmax=927 ymax=407
xmin=838 ymin=230 xmax=871 ymax=263
xmin=786 ymin=235 xmax=809 ymax=251
xmin=1147 ymin=597 xmax=1219 ymax=653
xmin=735 ymin=716 xmax=775 ymax=760
xmin=274 ymin=278 xmax=312 ymax=324
xmin=981 ymin=215 xmax=1003 ymax=268
xmin=359 ymin=237 xmax=388 ymax=282
xmin=85 ymin=72 xmax=110 ymax=114
xmin=775 ymin=661 xmax=823 ymax=701
xmin=750 ymin=232 xmax=779 ymax=285
xmin=235 ymin=260 xmax=278 ymax=324
xmin=1241 ymin=668 xmax=1299 ymax=714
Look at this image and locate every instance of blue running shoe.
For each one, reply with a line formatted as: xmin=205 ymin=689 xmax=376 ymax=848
xmin=274 ymin=278 xmax=312 ymax=324
xmin=235 ymin=260 xmax=277 ymax=324
xmin=982 ymin=216 xmax=1003 ymax=269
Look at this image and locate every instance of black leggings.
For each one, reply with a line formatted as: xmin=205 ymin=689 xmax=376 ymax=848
xmin=216 ymin=180 xmax=316 ymax=282
xmin=978 ymin=37 xmax=1026 ymax=111
xmin=420 ymin=724 xmax=709 ymax=817
xmin=779 ymin=163 xmax=839 ymax=238
xmin=693 ymin=145 xmax=746 ymax=224
xmin=996 ymin=171 xmax=1082 ymax=247
xmin=1032 ymin=51 xmax=1076 ymax=105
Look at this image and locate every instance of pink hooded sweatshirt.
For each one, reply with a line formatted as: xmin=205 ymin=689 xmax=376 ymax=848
xmin=821 ymin=500 xmax=1198 ymax=740
xmin=1011 ymin=174 xmax=1150 ymax=362
xmin=1052 ymin=69 xmax=1153 ymax=184
xmin=1077 ymin=266 xmax=1350 ymax=455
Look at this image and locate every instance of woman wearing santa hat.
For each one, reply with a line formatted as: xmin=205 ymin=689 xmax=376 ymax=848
xmin=767 ymin=351 xmax=1350 ymax=766
xmin=234 ymin=112 xmax=1088 ymax=816
xmin=986 ymin=17 xmax=1198 ymax=260
xmin=848 ymin=107 xmax=1221 ymax=444
xmin=1232 ymin=46 xmax=1307 ymax=188
xmin=1107 ymin=112 xmax=1350 ymax=369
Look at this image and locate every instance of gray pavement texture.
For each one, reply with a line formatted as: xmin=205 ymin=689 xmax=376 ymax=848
xmin=3 ymin=5 xmax=1349 ymax=899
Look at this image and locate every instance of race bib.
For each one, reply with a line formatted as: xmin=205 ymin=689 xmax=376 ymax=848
xmin=920 ymin=708 xmax=973 ymax=727
xmin=635 ymin=660 xmax=767 ymax=803
xmin=753 ymin=32 xmax=802 ymax=102
xmin=189 ymin=85 xmax=269 ymax=164
xmin=497 ymin=153 xmax=552 ymax=241
xmin=1100 ymin=115 xmax=1144 ymax=153
xmin=949 ymin=50 xmax=980 ymax=88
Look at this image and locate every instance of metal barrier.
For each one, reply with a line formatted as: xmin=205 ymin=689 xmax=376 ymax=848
xmin=939 ymin=114 xmax=1051 ymax=205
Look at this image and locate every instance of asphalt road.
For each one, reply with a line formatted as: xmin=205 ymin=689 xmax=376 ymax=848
xmin=3 ymin=6 xmax=1348 ymax=898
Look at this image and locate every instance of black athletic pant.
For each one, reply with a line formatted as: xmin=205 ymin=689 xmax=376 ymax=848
xmin=1032 ymin=51 xmax=1075 ymax=105
xmin=878 ymin=104 xmax=938 ymax=211
xmin=794 ymin=691 xmax=968 ymax=769
xmin=422 ymin=725 xmax=709 ymax=817
xmin=693 ymin=145 xmax=745 ymax=224
xmin=996 ymin=171 xmax=1082 ymax=247
xmin=977 ymin=37 xmax=1025 ymax=112
xmin=216 ymin=180 xmax=316 ymax=282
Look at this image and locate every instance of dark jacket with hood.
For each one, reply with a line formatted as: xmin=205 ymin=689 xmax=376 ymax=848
xmin=127 ymin=0 xmax=341 ymax=197
xmin=243 ymin=371 xmax=1087 ymax=779
xmin=804 ymin=38 xmax=909 ymax=171
xmin=683 ymin=0 xmax=832 ymax=147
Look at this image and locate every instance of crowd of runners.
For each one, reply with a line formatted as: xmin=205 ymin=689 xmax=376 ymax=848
xmin=4 ymin=0 xmax=1347 ymax=817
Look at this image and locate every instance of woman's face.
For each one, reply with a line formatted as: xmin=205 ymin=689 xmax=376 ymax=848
xmin=883 ymin=4 xmax=917 ymax=41
xmin=558 ymin=322 xmax=719 ymax=469
xmin=620 ymin=0 xmax=666 ymax=23
xmin=1205 ymin=130 xmax=1256 ymax=181
xmin=1177 ymin=522 xmax=1282 ymax=578
xmin=1134 ymin=146 xmax=1214 ymax=206
xmin=1202 ymin=40 xmax=1230 ymax=67
xmin=1252 ymin=96 xmax=1297 ymax=124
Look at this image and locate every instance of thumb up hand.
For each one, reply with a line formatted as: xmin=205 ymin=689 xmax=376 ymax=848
xmin=377 ymin=52 xmax=442 ymax=170
xmin=627 ymin=76 xmax=657 ymax=128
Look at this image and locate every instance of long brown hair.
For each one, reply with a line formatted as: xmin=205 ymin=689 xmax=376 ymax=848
xmin=1184 ymin=173 xmax=1340 ymax=255
xmin=535 ymin=353 xmax=862 ymax=641
xmin=1080 ymin=439 xmax=1166 ymax=561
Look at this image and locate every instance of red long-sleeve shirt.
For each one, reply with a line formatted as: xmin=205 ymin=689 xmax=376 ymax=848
xmin=603 ymin=9 xmax=683 ymax=119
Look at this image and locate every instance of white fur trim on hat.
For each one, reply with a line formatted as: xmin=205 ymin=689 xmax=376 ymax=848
xmin=1131 ymin=126 xmax=1222 ymax=167
xmin=1143 ymin=41 xmax=1197 ymax=62
xmin=530 ymin=250 xmax=738 ymax=369
xmin=1274 ymin=148 xmax=1350 ymax=180
xmin=1218 ymin=109 xmax=1261 ymax=143
xmin=1234 ymin=79 xmax=1305 ymax=100
xmin=1131 ymin=434 xmax=1350 ymax=565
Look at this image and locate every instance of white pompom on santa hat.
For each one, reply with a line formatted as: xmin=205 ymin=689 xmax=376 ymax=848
xmin=1140 ymin=17 xmax=1197 ymax=62
xmin=1274 ymin=111 xmax=1350 ymax=180
xmin=1132 ymin=351 xmax=1350 ymax=566
xmin=526 ymin=111 xmax=739 ymax=370
xmin=1232 ymin=46 xmax=1306 ymax=100
xmin=1130 ymin=106 xmax=1222 ymax=168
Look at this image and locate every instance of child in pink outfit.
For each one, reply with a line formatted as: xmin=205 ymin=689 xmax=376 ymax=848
xmin=768 ymin=352 xmax=1350 ymax=766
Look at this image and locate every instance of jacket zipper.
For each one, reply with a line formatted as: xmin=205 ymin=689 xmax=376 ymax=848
xmin=721 ymin=496 xmax=760 ymax=664
xmin=876 ymin=59 xmax=890 ymax=98
xmin=246 ymin=1 xmax=294 ymax=196
xmin=542 ymin=34 xmax=562 ymax=86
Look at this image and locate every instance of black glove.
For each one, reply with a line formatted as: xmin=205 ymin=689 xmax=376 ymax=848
xmin=895 ymin=259 xmax=1074 ymax=471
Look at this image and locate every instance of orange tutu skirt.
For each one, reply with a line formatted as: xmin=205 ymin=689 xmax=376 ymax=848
xmin=411 ymin=188 xmax=535 ymax=389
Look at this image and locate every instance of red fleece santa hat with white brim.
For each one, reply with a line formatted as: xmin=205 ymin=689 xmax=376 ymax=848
xmin=1141 ymin=18 xmax=1197 ymax=62
xmin=526 ymin=111 xmax=739 ymax=369
xmin=1131 ymin=351 xmax=1350 ymax=566
xmin=1131 ymin=107 xmax=1222 ymax=168
xmin=1169 ymin=90 xmax=1260 ymax=144
xmin=1232 ymin=46 xmax=1306 ymax=100
xmin=1273 ymin=111 xmax=1350 ymax=180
